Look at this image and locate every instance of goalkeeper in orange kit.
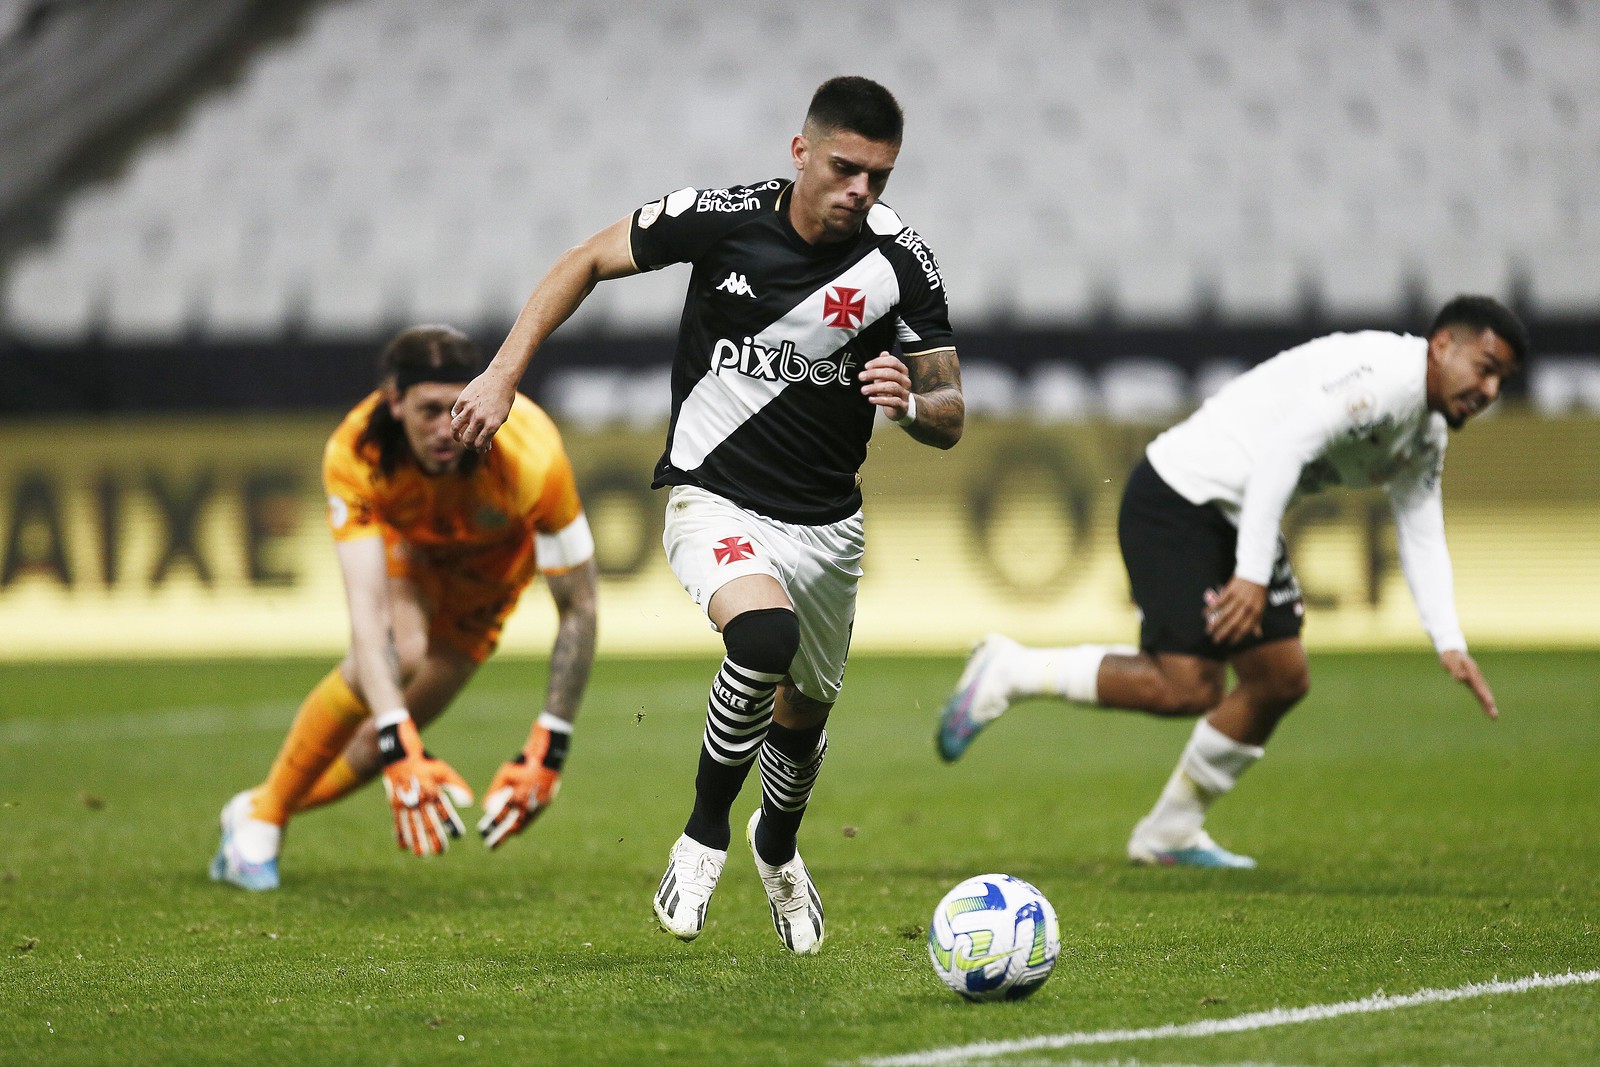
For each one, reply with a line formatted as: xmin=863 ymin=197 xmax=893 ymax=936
xmin=210 ymin=324 xmax=598 ymax=890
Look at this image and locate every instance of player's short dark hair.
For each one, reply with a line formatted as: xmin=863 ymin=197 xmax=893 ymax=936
xmin=361 ymin=324 xmax=482 ymax=477
xmin=1429 ymin=295 xmax=1531 ymax=369
xmin=804 ymin=76 xmax=903 ymax=144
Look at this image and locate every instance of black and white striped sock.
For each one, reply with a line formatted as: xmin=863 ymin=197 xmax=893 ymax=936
xmin=683 ymin=657 xmax=780 ymax=849
xmin=755 ymin=722 xmax=827 ymax=866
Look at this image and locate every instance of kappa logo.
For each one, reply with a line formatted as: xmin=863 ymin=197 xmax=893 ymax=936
xmin=715 ymin=272 xmax=757 ymax=298
xmin=823 ymin=286 xmax=866 ymax=329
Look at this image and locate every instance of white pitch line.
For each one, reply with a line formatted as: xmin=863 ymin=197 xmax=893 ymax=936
xmin=858 ymin=970 xmax=1600 ymax=1067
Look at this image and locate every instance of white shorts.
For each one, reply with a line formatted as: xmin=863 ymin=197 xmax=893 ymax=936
xmin=663 ymin=485 xmax=865 ymax=704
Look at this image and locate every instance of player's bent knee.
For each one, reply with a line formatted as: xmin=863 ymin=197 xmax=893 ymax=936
xmin=776 ymin=681 xmax=831 ymax=730
xmin=722 ymin=607 xmax=800 ymax=675
xmin=1271 ymin=669 xmax=1311 ymax=711
xmin=1147 ymin=675 xmax=1224 ymax=717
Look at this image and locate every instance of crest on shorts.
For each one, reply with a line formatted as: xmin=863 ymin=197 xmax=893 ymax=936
xmin=713 ymin=536 xmax=755 ymax=565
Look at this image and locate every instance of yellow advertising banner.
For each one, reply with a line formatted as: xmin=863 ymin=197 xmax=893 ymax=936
xmin=2 ymin=412 xmax=1596 ymax=659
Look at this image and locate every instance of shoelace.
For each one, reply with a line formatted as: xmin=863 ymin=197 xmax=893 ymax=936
xmin=681 ymin=851 xmax=720 ymax=887
xmin=774 ymin=868 xmax=805 ymax=899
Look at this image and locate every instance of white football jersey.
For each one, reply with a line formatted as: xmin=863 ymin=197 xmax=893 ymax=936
xmin=1146 ymin=331 xmax=1465 ymax=652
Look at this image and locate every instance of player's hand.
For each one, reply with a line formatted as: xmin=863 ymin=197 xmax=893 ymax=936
xmin=1204 ymin=578 xmax=1266 ymax=645
xmin=476 ymin=753 xmax=562 ymax=849
xmin=378 ymin=715 xmax=473 ymax=856
xmin=449 ymin=369 xmax=516 ymax=453
xmin=1439 ymin=649 xmax=1499 ymax=720
xmin=858 ymin=351 xmax=913 ymax=421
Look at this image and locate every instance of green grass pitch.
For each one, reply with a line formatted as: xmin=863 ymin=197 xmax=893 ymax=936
xmin=1 ymin=650 xmax=1596 ymax=1065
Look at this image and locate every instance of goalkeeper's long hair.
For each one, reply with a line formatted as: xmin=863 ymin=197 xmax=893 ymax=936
xmin=359 ymin=324 xmax=484 ymax=478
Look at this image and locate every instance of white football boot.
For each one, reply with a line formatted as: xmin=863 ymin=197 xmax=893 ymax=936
xmin=1127 ymin=819 xmax=1257 ymax=869
xmin=653 ymin=833 xmax=727 ymax=941
xmin=746 ymin=810 xmax=824 ymax=955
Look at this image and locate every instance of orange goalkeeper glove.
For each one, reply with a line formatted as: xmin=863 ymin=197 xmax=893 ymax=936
xmin=377 ymin=712 xmax=473 ymax=857
xmin=478 ymin=713 xmax=571 ymax=849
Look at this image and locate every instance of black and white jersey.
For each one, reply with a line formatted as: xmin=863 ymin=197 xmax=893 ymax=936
xmin=629 ymin=178 xmax=954 ymax=525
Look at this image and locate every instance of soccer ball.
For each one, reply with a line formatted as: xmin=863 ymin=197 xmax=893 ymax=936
xmin=928 ymin=873 xmax=1060 ymax=1002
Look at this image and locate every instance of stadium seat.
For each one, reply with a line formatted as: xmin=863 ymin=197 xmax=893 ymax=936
xmin=1529 ymin=357 xmax=1600 ymax=416
xmin=1209 ymin=245 xmax=1309 ymax=322
xmin=1524 ymin=243 xmax=1600 ymax=318
xmin=1313 ymin=245 xmax=1411 ymax=322
xmin=2 ymin=251 xmax=100 ymax=342
xmin=1107 ymin=249 xmax=1200 ymax=324
xmin=1099 ymin=359 xmax=1187 ymax=421
xmin=104 ymin=264 xmax=201 ymax=342
xmin=1026 ymin=361 xmax=1100 ymax=422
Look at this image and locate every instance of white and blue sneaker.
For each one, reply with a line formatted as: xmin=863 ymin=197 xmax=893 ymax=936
xmin=746 ymin=810 xmax=824 ymax=955
xmin=937 ymin=634 xmax=1020 ymax=762
xmin=654 ymin=833 xmax=727 ymax=941
xmin=1128 ymin=824 xmax=1256 ymax=869
xmin=209 ymin=790 xmax=282 ymax=891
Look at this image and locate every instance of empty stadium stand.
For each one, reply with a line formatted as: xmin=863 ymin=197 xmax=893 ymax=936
xmin=1 ymin=0 xmax=1596 ymax=416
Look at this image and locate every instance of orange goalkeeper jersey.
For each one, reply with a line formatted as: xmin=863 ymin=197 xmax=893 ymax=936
xmin=323 ymin=391 xmax=583 ymax=582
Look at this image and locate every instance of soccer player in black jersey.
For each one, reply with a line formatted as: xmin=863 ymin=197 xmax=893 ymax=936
xmin=451 ymin=76 xmax=964 ymax=953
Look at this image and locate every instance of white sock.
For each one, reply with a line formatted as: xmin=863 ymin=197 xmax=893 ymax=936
xmin=234 ymin=818 xmax=282 ymax=864
xmin=227 ymin=790 xmax=282 ymax=864
xmin=1008 ymin=644 xmax=1138 ymax=704
xmin=1137 ymin=719 xmax=1264 ymax=848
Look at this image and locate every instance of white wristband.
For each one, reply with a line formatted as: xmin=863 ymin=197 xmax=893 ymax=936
xmin=537 ymin=711 xmax=574 ymax=734
xmin=375 ymin=708 xmax=411 ymax=729
xmin=893 ymin=393 xmax=918 ymax=427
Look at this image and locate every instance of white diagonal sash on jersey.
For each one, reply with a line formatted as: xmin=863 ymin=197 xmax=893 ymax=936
xmin=668 ymin=250 xmax=903 ymax=472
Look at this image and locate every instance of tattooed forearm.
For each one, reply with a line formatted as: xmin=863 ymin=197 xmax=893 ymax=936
xmin=904 ymin=348 xmax=964 ymax=448
xmin=543 ymin=560 xmax=598 ymax=723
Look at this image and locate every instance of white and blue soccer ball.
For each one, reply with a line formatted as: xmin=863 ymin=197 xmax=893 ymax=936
xmin=928 ymin=873 xmax=1060 ymax=1002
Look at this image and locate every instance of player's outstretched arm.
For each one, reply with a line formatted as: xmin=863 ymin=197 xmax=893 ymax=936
xmin=860 ymin=348 xmax=963 ymax=448
xmin=1439 ymin=649 xmax=1499 ymax=720
xmin=479 ymin=559 xmax=597 ymax=848
xmin=335 ymin=537 xmax=474 ymax=855
xmin=452 ymin=216 xmax=640 ymax=452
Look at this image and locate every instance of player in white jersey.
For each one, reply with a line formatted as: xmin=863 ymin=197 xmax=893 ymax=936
xmin=938 ymin=296 xmax=1527 ymax=868
xmin=450 ymin=77 xmax=964 ymax=951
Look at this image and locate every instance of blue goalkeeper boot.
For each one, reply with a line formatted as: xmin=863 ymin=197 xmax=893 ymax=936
xmin=209 ymin=790 xmax=282 ymax=891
